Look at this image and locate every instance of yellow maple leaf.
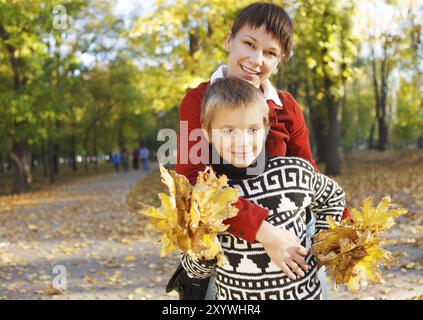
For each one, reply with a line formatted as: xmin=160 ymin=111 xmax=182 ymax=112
xmin=351 ymin=196 xmax=407 ymax=232
xmin=312 ymin=196 xmax=406 ymax=293
xmin=141 ymin=165 xmax=239 ymax=266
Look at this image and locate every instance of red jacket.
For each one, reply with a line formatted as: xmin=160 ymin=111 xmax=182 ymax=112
xmin=176 ymin=81 xmax=350 ymax=243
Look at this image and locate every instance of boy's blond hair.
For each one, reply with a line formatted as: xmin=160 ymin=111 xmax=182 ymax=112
xmin=201 ymin=77 xmax=269 ymax=131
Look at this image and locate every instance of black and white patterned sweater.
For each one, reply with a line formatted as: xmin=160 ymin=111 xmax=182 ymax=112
xmin=182 ymin=156 xmax=345 ymax=300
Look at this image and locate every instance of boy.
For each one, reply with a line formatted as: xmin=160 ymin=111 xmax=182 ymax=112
xmin=181 ymin=77 xmax=345 ymax=300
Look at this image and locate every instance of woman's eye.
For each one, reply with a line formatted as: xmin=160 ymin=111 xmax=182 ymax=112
xmin=266 ymin=51 xmax=277 ymax=57
xmin=222 ymin=129 xmax=233 ymax=135
xmin=244 ymin=41 xmax=254 ymax=47
xmin=248 ymin=128 xmax=259 ymax=134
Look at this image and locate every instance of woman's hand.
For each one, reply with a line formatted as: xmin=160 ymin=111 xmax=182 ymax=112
xmin=256 ymin=221 xmax=309 ymax=280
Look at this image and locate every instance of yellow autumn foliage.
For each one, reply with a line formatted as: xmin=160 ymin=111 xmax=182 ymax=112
xmin=312 ymin=196 xmax=407 ymax=293
xmin=141 ymin=165 xmax=239 ymax=266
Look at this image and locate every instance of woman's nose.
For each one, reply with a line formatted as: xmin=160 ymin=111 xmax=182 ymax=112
xmin=249 ymin=50 xmax=263 ymax=67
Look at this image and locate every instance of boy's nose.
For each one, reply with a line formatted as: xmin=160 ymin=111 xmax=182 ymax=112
xmin=233 ymin=131 xmax=253 ymax=148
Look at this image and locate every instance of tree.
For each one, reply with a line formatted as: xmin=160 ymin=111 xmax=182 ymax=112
xmin=277 ymin=0 xmax=358 ymax=175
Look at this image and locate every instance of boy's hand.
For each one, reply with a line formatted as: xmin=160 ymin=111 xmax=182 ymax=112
xmin=256 ymin=221 xmax=309 ymax=280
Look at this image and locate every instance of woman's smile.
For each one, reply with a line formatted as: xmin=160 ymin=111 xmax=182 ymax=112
xmin=240 ymin=64 xmax=260 ymax=76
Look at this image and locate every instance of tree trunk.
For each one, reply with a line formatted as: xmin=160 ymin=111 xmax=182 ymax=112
xmin=325 ymin=100 xmax=341 ymax=175
xmin=378 ymin=119 xmax=389 ymax=150
xmin=305 ymin=79 xmax=325 ymax=164
xmin=82 ymin=128 xmax=90 ymax=175
xmin=11 ymin=140 xmax=32 ymax=194
xmin=70 ymin=134 xmax=77 ymax=171
xmin=42 ymin=140 xmax=48 ymax=178
xmin=92 ymin=123 xmax=98 ymax=172
xmin=83 ymin=139 xmax=89 ymax=175
xmin=53 ymin=143 xmax=60 ymax=175
xmin=371 ymin=40 xmax=391 ymax=151
xmin=118 ymin=124 xmax=126 ymax=153
xmin=378 ymin=43 xmax=389 ymax=150
xmin=323 ymin=73 xmax=341 ymax=176
xmin=368 ymin=117 xmax=377 ymax=149
xmin=47 ymin=138 xmax=55 ymax=183
xmin=0 ymin=152 xmax=3 ymax=173
xmin=309 ymin=75 xmax=328 ymax=164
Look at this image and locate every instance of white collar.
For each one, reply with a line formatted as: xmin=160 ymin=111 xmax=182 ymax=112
xmin=210 ymin=65 xmax=283 ymax=107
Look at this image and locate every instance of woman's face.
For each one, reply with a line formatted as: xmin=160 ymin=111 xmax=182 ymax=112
xmin=226 ymin=24 xmax=282 ymax=88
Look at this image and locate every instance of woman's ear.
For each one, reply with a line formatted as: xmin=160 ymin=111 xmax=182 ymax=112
xmin=272 ymin=57 xmax=283 ymax=75
xmin=224 ymin=32 xmax=232 ymax=52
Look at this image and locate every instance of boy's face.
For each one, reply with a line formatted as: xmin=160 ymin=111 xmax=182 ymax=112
xmin=207 ymin=106 xmax=267 ymax=168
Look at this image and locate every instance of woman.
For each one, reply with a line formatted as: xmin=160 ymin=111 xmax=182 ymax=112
xmin=170 ymin=2 xmax=349 ymax=299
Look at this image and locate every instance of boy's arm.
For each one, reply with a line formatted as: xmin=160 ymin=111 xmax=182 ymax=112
xmin=176 ymin=87 xmax=269 ymax=243
xmin=181 ymin=254 xmax=217 ymax=279
xmin=310 ymin=173 xmax=346 ymax=233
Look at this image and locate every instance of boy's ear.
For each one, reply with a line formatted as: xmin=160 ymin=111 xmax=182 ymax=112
xmin=201 ymin=126 xmax=210 ymax=142
xmin=265 ymin=125 xmax=270 ymax=137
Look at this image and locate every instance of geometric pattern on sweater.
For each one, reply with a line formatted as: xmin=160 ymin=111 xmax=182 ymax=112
xmin=182 ymin=156 xmax=345 ymax=300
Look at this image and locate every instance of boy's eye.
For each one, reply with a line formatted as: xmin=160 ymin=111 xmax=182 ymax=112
xmin=248 ymin=128 xmax=259 ymax=134
xmin=222 ymin=129 xmax=234 ymax=135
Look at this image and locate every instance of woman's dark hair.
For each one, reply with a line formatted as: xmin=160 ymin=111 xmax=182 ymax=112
xmin=230 ymin=2 xmax=293 ymax=63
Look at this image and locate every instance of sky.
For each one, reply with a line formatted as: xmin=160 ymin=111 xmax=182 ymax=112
xmin=113 ymin=0 xmax=155 ymax=18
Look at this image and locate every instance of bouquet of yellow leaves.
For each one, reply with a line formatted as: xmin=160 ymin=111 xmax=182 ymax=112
xmin=311 ymin=196 xmax=407 ymax=293
xmin=141 ymin=165 xmax=239 ymax=266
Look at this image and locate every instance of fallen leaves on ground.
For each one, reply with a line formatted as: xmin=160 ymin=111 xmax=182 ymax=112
xmin=0 ymin=150 xmax=421 ymax=299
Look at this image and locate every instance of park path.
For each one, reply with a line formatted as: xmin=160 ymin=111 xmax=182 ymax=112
xmin=0 ymin=166 xmax=179 ymax=300
xmin=0 ymin=165 xmax=421 ymax=300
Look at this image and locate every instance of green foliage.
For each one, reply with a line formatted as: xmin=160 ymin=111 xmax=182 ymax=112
xmin=0 ymin=0 xmax=422 ymax=190
xmin=341 ymin=76 xmax=375 ymax=152
xmin=392 ymin=77 xmax=423 ymax=146
xmin=129 ymin=0 xmax=256 ymax=111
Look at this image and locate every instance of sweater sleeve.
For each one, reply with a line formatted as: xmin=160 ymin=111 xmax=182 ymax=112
xmin=309 ymin=173 xmax=346 ymax=234
xmin=176 ymin=85 xmax=269 ymax=244
xmin=181 ymin=254 xmax=217 ymax=279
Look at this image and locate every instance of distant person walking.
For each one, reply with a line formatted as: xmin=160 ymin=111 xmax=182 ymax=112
xmin=139 ymin=146 xmax=150 ymax=171
xmin=112 ymin=151 xmax=121 ymax=172
xmin=122 ymin=148 xmax=129 ymax=172
xmin=132 ymin=148 xmax=140 ymax=170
